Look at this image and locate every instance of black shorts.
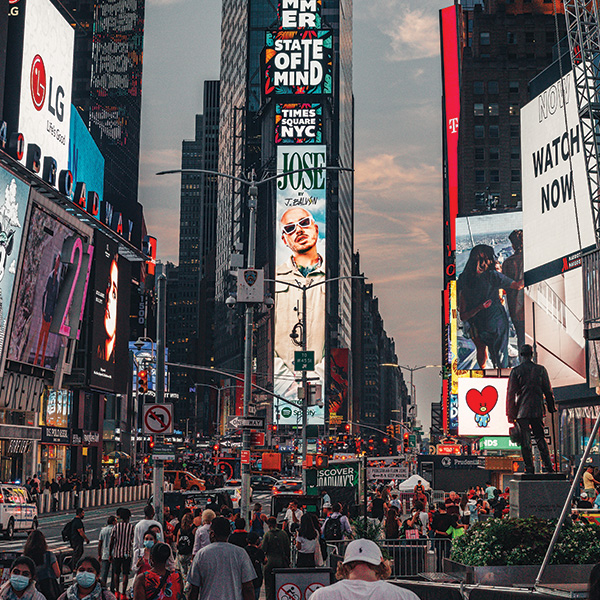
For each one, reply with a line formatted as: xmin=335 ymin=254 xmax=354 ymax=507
xmin=112 ymin=557 xmax=132 ymax=576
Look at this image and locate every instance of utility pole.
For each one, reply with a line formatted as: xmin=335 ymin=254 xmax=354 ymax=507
xmin=301 ymin=285 xmax=308 ymax=492
xmin=153 ymin=266 xmax=167 ymax=527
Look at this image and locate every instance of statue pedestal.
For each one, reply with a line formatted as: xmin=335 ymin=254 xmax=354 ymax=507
xmin=509 ymin=473 xmax=570 ymax=519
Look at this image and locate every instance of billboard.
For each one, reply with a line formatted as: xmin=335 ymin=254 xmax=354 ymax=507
xmin=455 ymin=212 xmax=524 ymax=370
xmin=43 ymin=388 xmax=71 ymax=428
xmin=17 ymin=0 xmax=74 ymax=177
xmin=521 ymin=70 xmax=596 ymax=285
xmin=89 ymin=231 xmax=131 ymax=392
xmin=274 ymin=145 xmax=326 ymax=426
xmin=7 ymin=193 xmax=93 ymax=370
xmin=328 ymin=348 xmax=349 ymax=426
xmin=458 ymin=377 xmax=511 ymax=437
xmin=264 ymin=30 xmax=333 ymax=96
xmin=275 ymin=103 xmax=323 ymax=144
xmin=278 ymin=0 xmax=321 ymax=29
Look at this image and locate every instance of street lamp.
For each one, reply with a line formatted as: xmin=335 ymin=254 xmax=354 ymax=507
xmin=192 ymin=383 xmax=238 ymax=437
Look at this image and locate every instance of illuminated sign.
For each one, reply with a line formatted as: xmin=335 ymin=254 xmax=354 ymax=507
xmin=328 ymin=348 xmax=349 ymax=426
xmin=274 ymin=145 xmax=326 ymax=426
xmin=276 ymin=103 xmax=323 ymax=144
xmin=279 ymin=0 xmax=321 ymax=29
xmin=458 ymin=377 xmax=511 ymax=437
xmin=264 ymin=30 xmax=333 ymax=96
xmin=44 ymin=388 xmax=70 ymax=428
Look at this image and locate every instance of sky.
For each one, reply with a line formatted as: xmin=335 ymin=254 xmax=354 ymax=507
xmin=138 ymin=0 xmax=449 ymax=431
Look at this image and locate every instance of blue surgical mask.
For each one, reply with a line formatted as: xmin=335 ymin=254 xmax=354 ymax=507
xmin=143 ymin=540 xmax=154 ymax=549
xmin=76 ymin=572 xmax=97 ymax=589
xmin=10 ymin=575 xmax=30 ymax=591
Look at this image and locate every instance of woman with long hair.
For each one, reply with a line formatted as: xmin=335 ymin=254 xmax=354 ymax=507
xmin=384 ymin=507 xmax=400 ymax=540
xmin=23 ymin=530 xmax=61 ymax=600
xmin=295 ymin=514 xmax=319 ymax=567
xmin=458 ymin=244 xmax=523 ymax=369
xmin=175 ymin=513 xmax=194 ymax=582
xmin=0 ymin=557 xmax=46 ymax=600
xmin=57 ymin=557 xmax=115 ymax=600
xmin=132 ymin=530 xmax=159 ymax=576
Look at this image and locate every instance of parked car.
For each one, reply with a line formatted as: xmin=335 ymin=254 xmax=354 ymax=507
xmin=164 ymin=471 xmax=205 ymax=491
xmin=0 ymin=484 xmax=38 ymax=539
xmin=251 ymin=475 xmax=278 ymax=491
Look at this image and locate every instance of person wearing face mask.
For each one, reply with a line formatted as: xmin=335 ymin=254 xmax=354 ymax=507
xmin=132 ymin=543 xmax=183 ymax=600
xmin=0 ymin=557 xmax=45 ymax=600
xmin=132 ymin=530 xmax=158 ymax=576
xmin=57 ymin=557 xmax=116 ymax=600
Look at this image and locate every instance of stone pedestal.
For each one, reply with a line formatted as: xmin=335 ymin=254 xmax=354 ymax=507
xmin=509 ymin=473 xmax=570 ymax=519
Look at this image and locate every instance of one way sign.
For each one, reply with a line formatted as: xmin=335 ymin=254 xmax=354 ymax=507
xmin=227 ymin=416 xmax=265 ymax=429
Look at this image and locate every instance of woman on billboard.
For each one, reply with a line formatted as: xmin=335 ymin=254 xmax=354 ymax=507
xmin=97 ymin=254 xmax=119 ymax=363
xmin=457 ymin=244 xmax=523 ymax=369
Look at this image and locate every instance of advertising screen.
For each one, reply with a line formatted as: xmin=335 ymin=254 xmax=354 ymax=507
xmin=455 ymin=212 xmax=524 ymax=371
xmin=328 ymin=347 xmax=349 ymax=427
xmin=264 ymin=30 xmax=332 ymax=96
xmin=275 ymin=103 xmax=323 ymax=144
xmin=7 ymin=193 xmax=93 ymax=370
xmin=458 ymin=377 xmax=511 ymax=437
xmin=274 ymin=145 xmax=326 ymax=426
xmin=521 ymin=70 xmax=596 ymax=284
xmin=0 ymin=166 xmax=29 ymax=373
xmin=89 ymin=231 xmax=131 ymax=392
xmin=18 ymin=0 xmax=74 ymax=177
xmin=44 ymin=388 xmax=71 ymax=428
xmin=278 ymin=0 xmax=321 ymax=29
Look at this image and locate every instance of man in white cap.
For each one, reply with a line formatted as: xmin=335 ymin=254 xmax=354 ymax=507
xmin=309 ymin=539 xmax=420 ymax=599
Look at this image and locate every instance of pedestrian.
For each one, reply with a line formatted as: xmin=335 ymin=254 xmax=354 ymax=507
xmin=50 ymin=479 xmax=59 ymax=513
xmin=175 ymin=513 xmax=194 ymax=582
xmin=245 ymin=533 xmax=265 ymax=600
xmin=228 ymin=518 xmax=249 ymax=548
xmin=57 ymin=557 xmax=116 ymax=600
xmin=98 ymin=516 xmax=116 ymax=588
xmin=583 ymin=467 xmax=600 ymax=498
xmin=220 ymin=507 xmax=236 ymax=533
xmin=370 ymin=489 xmax=385 ymax=522
xmin=0 ymin=557 xmax=46 ymax=600
xmin=308 ymin=539 xmax=420 ymax=600
xmin=132 ymin=530 xmax=158 ymax=576
xmin=192 ymin=510 xmax=215 ymax=555
xmin=444 ymin=491 xmax=460 ymax=516
xmin=132 ymin=543 xmax=183 ymax=600
xmin=283 ymin=500 xmax=302 ymax=534
xmin=109 ymin=508 xmax=134 ymax=599
xmin=430 ymin=503 xmax=452 ymax=571
xmin=296 ymin=514 xmax=320 ymax=567
xmin=262 ymin=517 xmax=290 ymax=600
xmin=70 ymin=508 xmax=89 ymax=569
xmin=188 ymin=517 xmax=256 ymax=600
xmin=384 ymin=507 xmax=400 ymax=540
xmin=133 ymin=506 xmax=163 ymax=555
xmin=249 ymin=504 xmax=267 ymax=540
xmin=322 ymin=503 xmax=352 ymax=541
xmin=23 ymin=530 xmax=61 ymax=600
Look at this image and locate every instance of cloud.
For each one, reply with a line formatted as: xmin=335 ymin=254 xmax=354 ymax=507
xmin=355 ymin=154 xmax=440 ymax=193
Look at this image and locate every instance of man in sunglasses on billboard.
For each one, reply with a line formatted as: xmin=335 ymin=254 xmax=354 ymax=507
xmin=274 ymin=207 xmax=325 ymax=402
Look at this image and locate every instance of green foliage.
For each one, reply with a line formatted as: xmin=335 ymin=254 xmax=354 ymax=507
xmin=351 ymin=517 xmax=382 ymax=543
xmin=450 ymin=517 xmax=600 ymax=566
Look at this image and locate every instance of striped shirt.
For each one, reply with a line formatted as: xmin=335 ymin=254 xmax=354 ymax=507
xmin=110 ymin=521 xmax=134 ymax=558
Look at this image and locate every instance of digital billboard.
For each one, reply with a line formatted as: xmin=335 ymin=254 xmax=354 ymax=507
xmin=458 ymin=377 xmax=511 ymax=437
xmin=455 ymin=212 xmax=524 ymax=371
xmin=328 ymin=347 xmax=349 ymax=427
xmin=279 ymin=0 xmax=321 ymax=29
xmin=275 ymin=103 xmax=323 ymax=144
xmin=521 ymin=70 xmax=596 ymax=285
xmin=7 ymin=192 xmax=93 ymax=371
xmin=264 ymin=30 xmax=333 ymax=96
xmin=68 ymin=107 xmax=105 ymax=205
xmin=89 ymin=231 xmax=131 ymax=392
xmin=274 ymin=145 xmax=326 ymax=426
xmin=17 ymin=0 xmax=74 ymax=177
xmin=0 ymin=166 xmax=30 ymax=373
xmin=43 ymin=388 xmax=71 ymax=428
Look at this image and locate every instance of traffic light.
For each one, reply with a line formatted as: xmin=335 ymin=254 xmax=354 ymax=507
xmin=395 ymin=424 xmax=402 ymax=436
xmin=403 ymin=432 xmax=409 ymax=453
xmin=344 ymin=423 xmax=351 ymax=433
xmin=315 ymin=454 xmax=328 ymax=468
xmin=386 ymin=425 xmax=394 ymax=437
xmin=149 ymin=436 xmax=154 ymax=450
xmin=138 ymin=369 xmax=148 ymax=393
xmin=382 ymin=437 xmax=389 ymax=445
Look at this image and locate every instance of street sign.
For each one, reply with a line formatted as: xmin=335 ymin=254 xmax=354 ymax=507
xmin=294 ymin=350 xmax=315 ymax=371
xmin=227 ymin=415 xmax=265 ymax=429
xmin=143 ymin=404 xmax=174 ymax=435
xmin=237 ymin=269 xmax=265 ymax=303
xmin=241 ymin=450 xmax=251 ymax=464
xmin=367 ymin=466 xmax=409 ymax=480
xmin=408 ymin=434 xmax=417 ymax=448
xmin=152 ymin=442 xmax=175 ymax=461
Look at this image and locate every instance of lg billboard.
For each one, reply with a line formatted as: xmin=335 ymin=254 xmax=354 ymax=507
xmin=274 ymin=145 xmax=326 ymax=426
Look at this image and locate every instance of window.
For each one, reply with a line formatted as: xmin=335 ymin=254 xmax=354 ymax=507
xmin=488 ymin=103 xmax=499 ymax=116
xmin=474 ymin=103 xmax=485 ymax=117
xmin=507 ymin=32 xmax=517 ymax=44
xmin=489 ymin=125 xmax=499 ymax=138
xmin=509 ymin=105 xmax=519 ymax=116
xmin=490 ymin=170 xmax=500 ymax=183
xmin=511 ymin=169 xmax=521 ymax=182
xmin=474 ymin=81 xmax=484 ymax=94
xmin=475 ymin=170 xmax=485 ymax=183
xmin=474 ymin=125 xmax=485 ymax=138
xmin=510 ymin=123 xmax=520 ymax=137
xmin=511 ymin=145 xmax=520 ymax=160
xmin=480 ymin=32 xmax=490 ymax=45
xmin=509 ymin=81 xmax=519 ymax=94
xmin=488 ymin=81 xmax=499 ymax=94
xmin=489 ymin=147 xmax=499 ymax=161
xmin=475 ymin=148 xmax=485 ymax=160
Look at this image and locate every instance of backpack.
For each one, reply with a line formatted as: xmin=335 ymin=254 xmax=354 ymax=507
xmin=61 ymin=519 xmax=74 ymax=543
xmin=177 ymin=531 xmax=193 ymax=556
xmin=324 ymin=515 xmax=343 ymax=540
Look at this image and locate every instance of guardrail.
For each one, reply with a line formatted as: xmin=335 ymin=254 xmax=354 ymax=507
xmin=326 ymin=538 xmax=453 ymax=578
xmin=37 ymin=484 xmax=151 ymax=514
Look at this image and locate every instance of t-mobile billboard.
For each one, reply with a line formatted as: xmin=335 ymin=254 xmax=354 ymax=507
xmin=274 ymin=145 xmax=326 ymax=426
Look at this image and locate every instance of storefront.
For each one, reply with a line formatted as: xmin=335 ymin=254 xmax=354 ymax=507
xmin=0 ymin=422 xmax=40 ymax=483
xmin=40 ymin=426 xmax=71 ymax=482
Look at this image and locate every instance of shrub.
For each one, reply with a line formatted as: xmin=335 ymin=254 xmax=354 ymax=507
xmin=450 ymin=517 xmax=600 ymax=566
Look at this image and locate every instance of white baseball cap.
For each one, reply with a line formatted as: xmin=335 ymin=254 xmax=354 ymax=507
xmin=342 ymin=539 xmax=383 ymax=566
xmin=581 ymin=492 xmax=588 ymax=499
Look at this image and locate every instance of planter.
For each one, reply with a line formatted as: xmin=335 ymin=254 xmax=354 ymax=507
xmin=443 ymin=559 xmax=595 ymax=586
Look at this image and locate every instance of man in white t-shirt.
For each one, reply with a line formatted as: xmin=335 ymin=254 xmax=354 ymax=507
xmin=309 ymin=539 xmax=420 ymax=600
xmin=284 ymin=500 xmax=303 ymax=532
xmin=132 ymin=504 xmax=163 ymax=554
xmin=188 ymin=516 xmax=256 ymax=600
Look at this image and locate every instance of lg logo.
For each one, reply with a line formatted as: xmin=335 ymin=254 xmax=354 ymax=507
xmin=9 ymin=0 xmax=19 ymax=16
xmin=30 ymin=54 xmax=65 ymax=121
